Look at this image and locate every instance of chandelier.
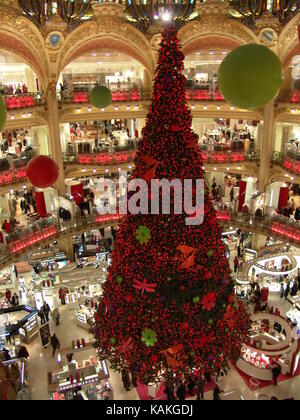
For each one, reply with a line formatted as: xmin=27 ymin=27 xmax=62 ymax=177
xmin=125 ymin=0 xmax=197 ymax=33
xmin=18 ymin=0 xmax=92 ymax=28
xmin=229 ymin=0 xmax=300 ymax=24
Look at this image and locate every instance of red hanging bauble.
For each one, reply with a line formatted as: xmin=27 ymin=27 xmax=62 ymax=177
xmin=203 ymin=269 xmax=213 ymax=281
xmin=170 ymin=124 xmax=181 ymax=133
xmin=26 ymin=155 xmax=59 ymax=188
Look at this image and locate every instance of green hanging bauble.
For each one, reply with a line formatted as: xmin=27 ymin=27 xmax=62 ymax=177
xmin=90 ymin=85 xmax=112 ymax=109
xmin=207 ymin=250 xmax=213 ymax=258
xmin=218 ymin=44 xmax=283 ymax=109
xmin=0 ymin=94 xmax=7 ymax=132
xmin=110 ymin=337 xmax=116 ymax=345
xmin=192 ymin=296 xmax=200 ymax=304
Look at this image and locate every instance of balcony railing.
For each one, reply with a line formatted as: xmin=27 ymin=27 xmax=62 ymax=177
xmin=186 ymin=89 xmax=224 ymax=102
xmin=272 ymin=150 xmax=300 ymax=175
xmin=2 ymin=92 xmax=45 ymax=110
xmin=1 ymin=209 xmax=300 ymax=268
xmin=276 ymin=88 xmax=300 ymax=104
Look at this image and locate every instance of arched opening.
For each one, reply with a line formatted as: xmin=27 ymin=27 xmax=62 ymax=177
xmin=58 ymin=49 xmax=149 ymax=158
xmin=183 ymin=47 xmax=261 ymax=162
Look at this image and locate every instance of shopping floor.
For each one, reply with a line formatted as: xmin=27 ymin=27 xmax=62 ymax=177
xmin=25 ymin=285 xmax=300 ymax=401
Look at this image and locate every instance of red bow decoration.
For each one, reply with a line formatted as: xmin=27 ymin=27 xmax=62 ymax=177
xmin=177 ymin=244 xmax=197 ymax=270
xmin=142 ymin=155 xmax=161 ymax=182
xmin=133 ymin=278 xmax=157 ymax=295
xmin=118 ymin=337 xmax=134 ymax=354
xmin=161 ymin=343 xmax=184 ymax=368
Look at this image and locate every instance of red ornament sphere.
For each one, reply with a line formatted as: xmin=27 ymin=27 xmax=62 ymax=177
xmin=151 ymin=354 xmax=159 ymax=363
xmin=204 ymin=269 xmax=213 ymax=281
xmin=227 ymin=295 xmax=234 ymax=304
xmin=27 ymin=156 xmax=59 ymax=188
xmin=179 ymin=285 xmax=186 ymax=292
xmin=170 ymin=124 xmax=181 ymax=133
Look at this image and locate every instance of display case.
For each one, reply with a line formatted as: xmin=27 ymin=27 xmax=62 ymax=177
xmin=48 ymin=355 xmax=109 ymax=396
xmin=75 ymin=305 xmax=96 ymax=330
xmin=244 ymin=248 xmax=258 ymax=262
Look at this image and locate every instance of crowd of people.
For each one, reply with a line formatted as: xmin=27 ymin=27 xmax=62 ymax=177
xmin=0 ymin=83 xmax=28 ymax=96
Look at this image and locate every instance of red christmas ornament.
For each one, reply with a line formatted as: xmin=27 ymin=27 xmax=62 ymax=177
xmin=203 ymin=269 xmax=213 ymax=281
xmin=170 ymin=124 xmax=181 ymax=133
xmin=151 ymin=354 xmax=159 ymax=363
xmin=179 ymin=285 xmax=186 ymax=292
xmin=227 ymin=295 xmax=234 ymax=304
xmin=27 ymin=155 xmax=59 ymax=188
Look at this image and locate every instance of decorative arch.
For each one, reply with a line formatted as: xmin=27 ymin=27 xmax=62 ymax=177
xmin=179 ymin=18 xmax=260 ymax=56
xmin=57 ymin=20 xmax=156 ymax=80
xmin=277 ymin=13 xmax=300 ymax=69
xmin=0 ymin=8 xmax=50 ymax=87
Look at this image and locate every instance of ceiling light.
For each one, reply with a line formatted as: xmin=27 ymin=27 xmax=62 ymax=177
xmin=217 ymin=106 xmax=220 ymax=110
xmin=230 ymin=106 xmax=235 ymax=110
xmin=126 ymin=105 xmax=130 ymax=110
xmin=209 ymin=51 xmax=215 ymax=55
xmin=10 ymin=115 xmax=15 ymax=120
xmin=114 ymin=106 xmax=119 ymax=110
xmin=135 ymin=104 xmax=139 ymax=110
xmin=88 ymin=107 xmax=92 ymax=112
xmin=191 ymin=104 xmax=195 ymax=110
xmin=97 ymin=61 xmax=102 ymax=65
xmin=92 ymin=53 xmax=97 ymax=57
xmin=196 ymin=52 xmax=200 ymax=55
xmin=203 ymin=106 xmax=207 ymax=110
xmin=22 ymin=114 xmax=25 ymax=118
xmin=101 ymin=108 xmax=105 ymax=112
xmin=227 ymin=167 xmax=230 ymax=171
xmin=105 ymin=169 xmax=109 ymax=173
xmin=238 ymin=166 xmax=241 ymax=170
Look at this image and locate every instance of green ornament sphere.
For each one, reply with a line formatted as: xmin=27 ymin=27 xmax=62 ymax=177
xmin=207 ymin=250 xmax=213 ymax=258
xmin=90 ymin=85 xmax=112 ymax=109
xmin=193 ymin=296 xmax=200 ymax=304
xmin=0 ymin=95 xmax=7 ymax=132
xmin=110 ymin=337 xmax=116 ymax=345
xmin=116 ymin=275 xmax=123 ymax=284
xmin=208 ymin=319 xmax=214 ymax=325
xmin=189 ymin=351 xmax=195 ymax=357
xmin=167 ymin=276 xmax=172 ymax=283
xmin=218 ymin=44 xmax=283 ymax=110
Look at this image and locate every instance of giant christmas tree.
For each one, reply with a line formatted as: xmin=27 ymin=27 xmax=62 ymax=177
xmin=95 ymin=27 xmax=250 ymax=386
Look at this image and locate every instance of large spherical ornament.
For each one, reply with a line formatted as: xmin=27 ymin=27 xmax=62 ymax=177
xmin=27 ymin=156 xmax=59 ymax=188
xmin=90 ymin=85 xmax=112 ymax=109
xmin=0 ymin=94 xmax=7 ymax=132
xmin=218 ymin=44 xmax=283 ymax=109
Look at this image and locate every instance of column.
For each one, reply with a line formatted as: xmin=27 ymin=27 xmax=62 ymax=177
xmin=58 ymin=236 xmax=75 ymax=262
xmin=45 ymin=82 xmax=66 ymax=196
xmin=143 ymin=69 xmax=153 ymax=95
xmin=25 ymin=67 xmax=36 ymax=93
xmin=258 ymin=101 xmax=275 ymax=192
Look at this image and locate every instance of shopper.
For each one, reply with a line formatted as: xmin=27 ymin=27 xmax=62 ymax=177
xmin=234 ymin=256 xmax=239 ymax=273
xmin=50 ymin=334 xmax=61 ymax=358
xmin=271 ymin=364 xmax=282 ymax=386
xmin=176 ymin=381 xmax=186 ymax=401
xmin=3 ymin=348 xmax=11 ymax=361
xmin=280 ymin=283 xmax=285 ymax=299
xmin=42 ymin=302 xmax=51 ymax=323
xmin=5 ymin=289 xmax=12 ymax=304
xmin=213 ymin=385 xmax=222 ymax=400
xmin=18 ymin=346 xmax=29 ymax=359
xmin=52 ymin=308 xmax=60 ymax=326
xmin=196 ymin=376 xmax=205 ymax=400
xmin=121 ymin=369 xmax=131 ymax=391
xmin=38 ymin=308 xmax=46 ymax=325
xmin=165 ymin=383 xmax=175 ymax=400
xmin=187 ymin=375 xmax=195 ymax=396
xmin=284 ymin=282 xmax=290 ymax=300
xmin=59 ymin=288 xmax=66 ymax=305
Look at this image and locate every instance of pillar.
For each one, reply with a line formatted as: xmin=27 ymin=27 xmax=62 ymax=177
xmin=46 ymin=82 xmax=66 ymax=196
xmin=258 ymin=101 xmax=275 ymax=192
xmin=25 ymin=67 xmax=36 ymax=93
xmin=143 ymin=69 xmax=153 ymax=92
xmin=58 ymin=236 xmax=75 ymax=262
